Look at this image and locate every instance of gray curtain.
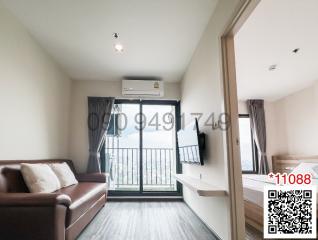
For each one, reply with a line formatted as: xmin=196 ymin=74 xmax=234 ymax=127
xmin=247 ymin=99 xmax=269 ymax=174
xmin=87 ymin=97 xmax=114 ymax=173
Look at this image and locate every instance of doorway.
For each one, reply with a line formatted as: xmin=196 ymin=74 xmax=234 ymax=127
xmin=221 ymin=0 xmax=261 ymax=239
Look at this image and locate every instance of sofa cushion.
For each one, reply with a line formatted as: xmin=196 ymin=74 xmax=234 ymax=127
xmin=54 ymin=182 xmax=106 ymax=226
xmin=50 ymin=163 xmax=78 ymax=188
xmin=0 ymin=160 xmax=75 ymax=193
xmin=21 ymin=164 xmax=61 ymax=193
xmin=0 ymin=166 xmax=29 ymax=193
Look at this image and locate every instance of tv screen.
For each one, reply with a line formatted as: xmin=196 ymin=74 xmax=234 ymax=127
xmin=177 ymin=118 xmax=204 ymax=165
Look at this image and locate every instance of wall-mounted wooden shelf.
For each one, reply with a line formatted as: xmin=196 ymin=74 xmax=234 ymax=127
xmin=175 ymin=174 xmax=227 ymax=197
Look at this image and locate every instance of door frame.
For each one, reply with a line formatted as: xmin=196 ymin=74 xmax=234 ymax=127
xmin=221 ymin=0 xmax=260 ymax=239
xmin=105 ymin=99 xmax=182 ymax=197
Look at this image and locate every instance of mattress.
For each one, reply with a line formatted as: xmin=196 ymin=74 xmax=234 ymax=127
xmin=242 ymin=174 xmax=270 ymax=207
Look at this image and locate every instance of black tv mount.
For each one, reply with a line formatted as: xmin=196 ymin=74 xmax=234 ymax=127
xmin=198 ymin=132 xmax=206 ymax=151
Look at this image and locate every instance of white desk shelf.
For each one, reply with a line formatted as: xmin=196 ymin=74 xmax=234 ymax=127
xmin=175 ymin=174 xmax=227 ymax=197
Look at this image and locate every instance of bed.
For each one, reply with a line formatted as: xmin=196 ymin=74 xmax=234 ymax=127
xmin=243 ymin=174 xmax=268 ymax=231
xmin=243 ymin=155 xmax=318 ymax=232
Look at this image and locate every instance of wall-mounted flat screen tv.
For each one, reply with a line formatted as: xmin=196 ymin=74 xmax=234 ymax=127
xmin=177 ymin=118 xmax=204 ymax=165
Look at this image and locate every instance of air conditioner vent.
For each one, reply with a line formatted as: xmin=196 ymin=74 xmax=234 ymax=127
xmin=122 ymin=80 xmax=164 ymax=97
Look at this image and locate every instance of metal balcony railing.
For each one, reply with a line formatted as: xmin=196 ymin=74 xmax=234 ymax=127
xmin=105 ymin=147 xmax=175 ymax=190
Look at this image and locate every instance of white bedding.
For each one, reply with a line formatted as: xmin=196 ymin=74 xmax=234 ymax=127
xmin=242 ymin=174 xmax=270 ymax=207
xmin=242 ymin=174 xmax=318 ymax=207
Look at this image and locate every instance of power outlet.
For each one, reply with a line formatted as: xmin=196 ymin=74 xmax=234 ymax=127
xmin=199 ymin=174 xmax=202 ymax=180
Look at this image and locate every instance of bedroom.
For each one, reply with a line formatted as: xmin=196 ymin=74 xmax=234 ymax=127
xmin=233 ymin=0 xmax=318 ymax=238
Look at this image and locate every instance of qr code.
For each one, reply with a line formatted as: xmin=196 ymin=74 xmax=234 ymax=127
xmin=264 ymin=185 xmax=317 ymax=239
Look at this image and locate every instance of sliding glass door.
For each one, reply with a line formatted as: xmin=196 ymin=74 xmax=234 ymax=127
xmin=105 ymin=102 xmax=140 ymax=192
xmin=103 ymin=100 xmax=181 ymax=196
xmin=142 ymin=104 xmax=177 ymax=192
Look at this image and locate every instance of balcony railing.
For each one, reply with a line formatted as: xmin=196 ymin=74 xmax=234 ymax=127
xmin=105 ymin=147 xmax=176 ymax=191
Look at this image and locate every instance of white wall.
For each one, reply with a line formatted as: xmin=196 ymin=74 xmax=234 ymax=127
xmin=0 ymin=4 xmax=71 ymax=159
xmin=270 ymin=81 xmax=318 ymax=156
xmin=69 ymin=80 xmax=180 ymax=172
xmin=238 ymin=80 xmax=318 ymax=170
xmin=180 ymin=0 xmax=242 ymax=239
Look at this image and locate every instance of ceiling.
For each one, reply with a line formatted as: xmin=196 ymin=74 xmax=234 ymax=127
xmin=235 ymin=0 xmax=318 ymax=101
xmin=1 ymin=0 xmax=218 ymax=82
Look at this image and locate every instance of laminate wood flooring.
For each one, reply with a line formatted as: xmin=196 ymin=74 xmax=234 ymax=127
xmin=245 ymin=224 xmax=263 ymax=240
xmin=78 ymin=201 xmax=219 ymax=240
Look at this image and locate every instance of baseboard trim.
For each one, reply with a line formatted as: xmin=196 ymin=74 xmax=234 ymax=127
xmin=108 ymin=196 xmax=183 ymax=201
xmin=183 ymin=201 xmax=222 ymax=240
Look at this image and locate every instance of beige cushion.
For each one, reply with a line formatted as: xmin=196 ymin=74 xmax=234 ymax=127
xmin=50 ymin=162 xmax=78 ymax=188
xmin=21 ymin=163 xmax=61 ymax=193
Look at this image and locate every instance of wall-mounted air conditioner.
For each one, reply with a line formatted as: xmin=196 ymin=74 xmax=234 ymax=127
xmin=122 ymin=80 xmax=164 ymax=97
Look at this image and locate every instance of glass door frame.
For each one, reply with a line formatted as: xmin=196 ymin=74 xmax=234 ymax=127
xmin=103 ymin=99 xmax=182 ymax=197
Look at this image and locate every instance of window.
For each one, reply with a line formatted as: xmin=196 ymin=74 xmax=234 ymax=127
xmin=238 ymin=115 xmax=258 ymax=173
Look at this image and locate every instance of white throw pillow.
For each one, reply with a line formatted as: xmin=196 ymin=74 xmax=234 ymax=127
xmin=21 ymin=163 xmax=61 ymax=193
xmin=50 ymin=163 xmax=78 ymax=188
xmin=291 ymin=163 xmax=318 ymax=178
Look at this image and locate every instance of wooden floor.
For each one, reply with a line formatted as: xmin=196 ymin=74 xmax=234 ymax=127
xmin=78 ymin=201 xmax=218 ymax=240
xmin=245 ymin=225 xmax=263 ymax=240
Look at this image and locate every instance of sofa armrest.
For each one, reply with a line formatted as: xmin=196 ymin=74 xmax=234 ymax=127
xmin=0 ymin=193 xmax=69 ymax=240
xmin=76 ymin=173 xmax=107 ymax=183
xmin=0 ymin=193 xmax=71 ymax=207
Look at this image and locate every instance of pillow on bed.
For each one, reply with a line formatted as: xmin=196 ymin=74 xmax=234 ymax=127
xmin=291 ymin=163 xmax=318 ymax=178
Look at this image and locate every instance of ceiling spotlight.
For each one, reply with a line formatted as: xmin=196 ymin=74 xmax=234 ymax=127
xmin=269 ymin=64 xmax=277 ymax=71
xmin=114 ymin=43 xmax=124 ymax=52
xmin=292 ymin=48 xmax=300 ymax=54
xmin=112 ymin=33 xmax=124 ymax=52
xmin=113 ymin=32 xmax=119 ymax=39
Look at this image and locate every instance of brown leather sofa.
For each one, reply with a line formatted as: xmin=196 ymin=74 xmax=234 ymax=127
xmin=0 ymin=159 xmax=107 ymax=240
